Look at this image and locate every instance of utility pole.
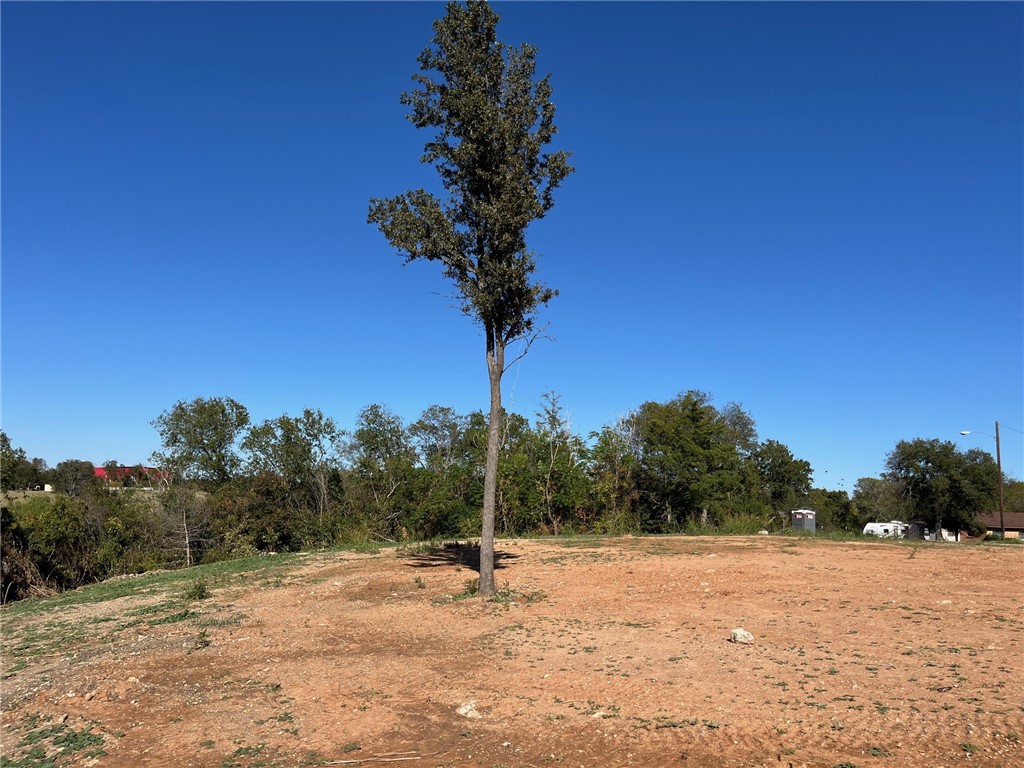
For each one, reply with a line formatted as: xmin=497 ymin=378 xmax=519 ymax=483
xmin=960 ymin=422 xmax=1008 ymax=539
xmin=996 ymin=420 xmax=1005 ymax=539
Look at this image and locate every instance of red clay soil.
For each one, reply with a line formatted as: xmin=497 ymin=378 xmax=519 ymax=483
xmin=2 ymin=536 xmax=1022 ymax=767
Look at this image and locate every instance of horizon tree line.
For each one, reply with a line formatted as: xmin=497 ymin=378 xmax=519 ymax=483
xmin=2 ymin=390 xmax=1013 ymax=602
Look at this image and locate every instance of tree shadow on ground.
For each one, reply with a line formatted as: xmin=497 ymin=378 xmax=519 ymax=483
xmin=402 ymin=542 xmax=519 ymax=574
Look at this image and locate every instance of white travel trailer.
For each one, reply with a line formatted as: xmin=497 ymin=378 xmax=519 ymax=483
xmin=863 ymin=521 xmax=908 ymax=538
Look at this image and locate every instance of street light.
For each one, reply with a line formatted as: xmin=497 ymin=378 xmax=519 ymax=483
xmin=959 ymin=421 xmax=1005 ymax=539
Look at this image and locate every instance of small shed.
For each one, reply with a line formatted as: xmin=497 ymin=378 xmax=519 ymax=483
xmin=791 ymin=509 xmax=816 ymax=534
xmin=907 ymin=520 xmax=929 ymax=540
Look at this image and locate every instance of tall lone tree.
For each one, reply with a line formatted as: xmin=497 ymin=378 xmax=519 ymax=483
xmin=368 ymin=1 xmax=572 ymax=595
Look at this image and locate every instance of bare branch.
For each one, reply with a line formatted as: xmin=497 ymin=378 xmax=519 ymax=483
xmin=503 ymin=322 xmax=553 ymax=373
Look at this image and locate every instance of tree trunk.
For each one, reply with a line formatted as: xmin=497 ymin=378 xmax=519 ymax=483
xmin=182 ymin=508 xmax=192 ymax=568
xmin=480 ymin=338 xmax=504 ymax=598
xmin=545 ymin=439 xmax=559 ymax=536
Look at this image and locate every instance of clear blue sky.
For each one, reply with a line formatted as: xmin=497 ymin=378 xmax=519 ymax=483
xmin=2 ymin=1 xmax=1022 ymax=492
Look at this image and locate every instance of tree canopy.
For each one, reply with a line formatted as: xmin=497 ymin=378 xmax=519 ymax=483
xmin=884 ymin=438 xmax=997 ymax=535
xmin=151 ymin=397 xmax=250 ymax=486
xmin=368 ymin=0 xmax=572 ymax=350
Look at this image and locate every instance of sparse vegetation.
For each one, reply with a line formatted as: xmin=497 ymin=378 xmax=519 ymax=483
xmin=183 ymin=575 xmax=210 ymax=601
xmin=2 ymin=530 xmax=1019 ymax=768
xmin=2 ymin=713 xmax=106 ymax=766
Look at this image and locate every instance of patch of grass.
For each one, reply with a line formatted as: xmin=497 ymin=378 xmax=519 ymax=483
xmin=2 ymin=551 xmax=309 ymax=622
xmin=126 ymin=600 xmax=179 ymax=617
xmin=347 ymin=540 xmax=381 ymax=555
xmin=182 ymin=576 xmax=210 ymax=601
xmin=194 ymin=611 xmax=247 ymax=628
xmin=488 ymin=582 xmax=547 ymax=606
xmin=400 ymin=540 xmax=440 ymax=555
xmin=2 ymin=659 xmax=28 ymax=679
xmin=232 ymin=744 xmax=265 ymax=757
xmin=4 ymin=714 xmax=106 ymax=766
xmin=6 ymin=622 xmax=86 ymax=659
xmin=556 ymin=535 xmax=615 ymax=549
xmin=441 ymin=578 xmax=479 ymax=602
xmin=147 ymin=609 xmax=194 ymax=626
xmin=979 ymin=536 xmax=1024 ymax=547
xmin=654 ymin=717 xmax=699 ymax=729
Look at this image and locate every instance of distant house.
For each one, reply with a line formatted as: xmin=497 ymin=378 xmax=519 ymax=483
xmin=977 ymin=511 xmax=1024 ymax=540
xmin=94 ymin=466 xmax=167 ymax=488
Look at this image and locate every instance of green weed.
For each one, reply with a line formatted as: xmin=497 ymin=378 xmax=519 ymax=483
xmin=4 ymin=714 xmax=106 ymax=766
xmin=147 ymin=609 xmax=194 ymax=626
xmin=182 ymin=576 xmax=210 ymax=601
xmin=191 ymin=629 xmax=211 ymax=651
xmin=450 ymin=578 xmax=479 ymax=601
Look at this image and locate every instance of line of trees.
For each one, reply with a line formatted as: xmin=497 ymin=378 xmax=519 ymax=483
xmin=2 ymin=392 xmax=1015 ymax=602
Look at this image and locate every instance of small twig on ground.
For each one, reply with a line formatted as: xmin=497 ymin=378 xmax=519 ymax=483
xmin=323 ymin=752 xmax=436 ymax=766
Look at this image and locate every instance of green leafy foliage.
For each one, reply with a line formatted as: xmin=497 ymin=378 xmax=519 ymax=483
xmin=9 ymin=494 xmax=100 ymax=587
xmin=629 ymin=391 xmax=790 ymax=531
xmin=1 ymin=505 xmax=46 ymax=603
xmin=851 ymin=476 xmax=910 ymax=526
xmin=51 ymin=460 xmax=98 ymax=497
xmin=588 ymin=421 xmax=641 ymax=534
xmin=0 ymin=432 xmax=49 ymax=492
xmin=367 ymin=1 xmax=572 ymax=344
xmin=884 ymin=438 xmax=997 ymax=534
xmin=5 ymin=384 xmax=1013 ymax=603
xmin=242 ymin=408 xmax=343 ymax=541
xmin=151 ymin=396 xmax=250 ymax=486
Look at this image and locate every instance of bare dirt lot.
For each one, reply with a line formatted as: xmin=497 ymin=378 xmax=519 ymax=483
xmin=2 ymin=536 xmax=1022 ymax=768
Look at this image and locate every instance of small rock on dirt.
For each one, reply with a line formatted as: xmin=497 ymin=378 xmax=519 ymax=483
xmin=457 ymin=701 xmax=482 ymax=718
xmin=729 ymin=628 xmax=754 ymax=644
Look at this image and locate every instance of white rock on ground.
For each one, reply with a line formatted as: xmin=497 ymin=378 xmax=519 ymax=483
xmin=729 ymin=628 xmax=754 ymax=644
